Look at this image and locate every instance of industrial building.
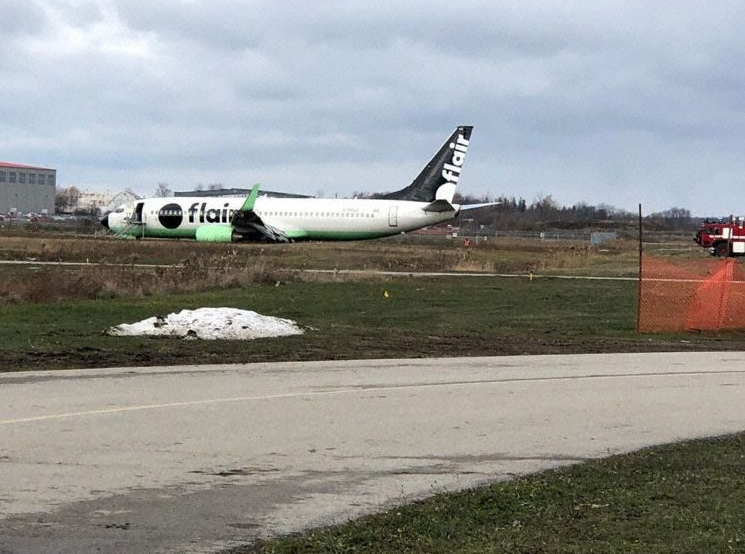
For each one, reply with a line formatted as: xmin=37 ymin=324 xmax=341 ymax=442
xmin=0 ymin=162 xmax=56 ymax=214
xmin=72 ymin=189 xmax=142 ymax=215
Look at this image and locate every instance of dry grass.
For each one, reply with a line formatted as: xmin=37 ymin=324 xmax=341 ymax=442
xmin=0 ymin=235 xmax=693 ymax=304
xmin=0 ymin=262 xmax=286 ymax=304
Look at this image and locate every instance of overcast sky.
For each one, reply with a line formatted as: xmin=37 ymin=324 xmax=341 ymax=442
xmin=2 ymin=0 xmax=745 ymax=215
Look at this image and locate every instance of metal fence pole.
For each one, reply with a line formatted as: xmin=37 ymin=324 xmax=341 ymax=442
xmin=636 ymin=203 xmax=643 ymax=333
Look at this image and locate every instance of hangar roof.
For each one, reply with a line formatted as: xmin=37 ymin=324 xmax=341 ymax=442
xmin=0 ymin=162 xmax=54 ymax=171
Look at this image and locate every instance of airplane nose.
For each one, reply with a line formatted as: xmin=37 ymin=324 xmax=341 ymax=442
xmin=101 ymin=214 xmax=110 ymax=230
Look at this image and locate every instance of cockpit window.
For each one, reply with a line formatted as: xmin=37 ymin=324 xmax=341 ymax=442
xmin=115 ymin=207 xmax=125 ymax=213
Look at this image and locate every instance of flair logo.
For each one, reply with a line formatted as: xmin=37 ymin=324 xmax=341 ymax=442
xmin=188 ymin=202 xmax=236 ymax=224
xmin=441 ymin=133 xmax=469 ymax=185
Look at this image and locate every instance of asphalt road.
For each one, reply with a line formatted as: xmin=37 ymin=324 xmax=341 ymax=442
xmin=2 ymin=352 xmax=745 ymax=553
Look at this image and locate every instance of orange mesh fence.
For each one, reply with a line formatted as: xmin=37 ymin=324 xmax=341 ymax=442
xmin=638 ymin=256 xmax=745 ymax=332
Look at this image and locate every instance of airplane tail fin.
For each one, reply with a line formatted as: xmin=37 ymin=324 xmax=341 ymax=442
xmin=380 ymin=125 xmax=473 ymax=203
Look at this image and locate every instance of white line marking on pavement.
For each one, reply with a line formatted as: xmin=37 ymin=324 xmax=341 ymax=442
xmin=3 ymin=369 xmax=744 ymax=426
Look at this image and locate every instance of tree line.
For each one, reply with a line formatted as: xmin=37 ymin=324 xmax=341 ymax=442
xmin=451 ymin=193 xmax=695 ymax=232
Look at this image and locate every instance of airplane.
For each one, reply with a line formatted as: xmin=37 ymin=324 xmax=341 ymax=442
xmin=101 ymin=125 xmax=491 ymax=242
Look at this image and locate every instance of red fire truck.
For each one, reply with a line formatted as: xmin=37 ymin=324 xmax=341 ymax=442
xmin=694 ymin=218 xmax=745 ymax=257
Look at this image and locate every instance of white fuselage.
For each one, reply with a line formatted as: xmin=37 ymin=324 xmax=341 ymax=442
xmin=103 ymin=125 xmax=474 ymax=242
xmin=107 ymin=196 xmax=460 ymax=241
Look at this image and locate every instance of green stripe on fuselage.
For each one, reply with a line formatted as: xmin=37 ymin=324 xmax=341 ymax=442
xmin=286 ymin=229 xmax=399 ymax=241
xmin=114 ymin=225 xmax=394 ymax=242
xmin=121 ymin=227 xmax=199 ymax=239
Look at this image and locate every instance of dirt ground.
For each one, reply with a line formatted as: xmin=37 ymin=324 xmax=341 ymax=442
xmin=2 ymin=332 xmax=740 ymax=373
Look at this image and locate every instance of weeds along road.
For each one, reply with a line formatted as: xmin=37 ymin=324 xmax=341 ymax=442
xmin=1 ymin=258 xmax=638 ymax=280
xmin=0 ymin=258 xmax=725 ymax=284
xmin=2 ymin=353 xmax=745 ymax=554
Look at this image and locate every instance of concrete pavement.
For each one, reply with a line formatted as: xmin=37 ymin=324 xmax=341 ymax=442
xmin=1 ymin=352 xmax=745 ymax=553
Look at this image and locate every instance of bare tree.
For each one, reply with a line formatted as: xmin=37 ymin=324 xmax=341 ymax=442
xmin=54 ymin=191 xmax=69 ymax=213
xmin=55 ymin=186 xmax=80 ymax=213
xmin=67 ymin=186 xmax=80 ymax=207
xmin=650 ymin=206 xmax=694 ymax=231
xmin=154 ymin=182 xmax=172 ymax=197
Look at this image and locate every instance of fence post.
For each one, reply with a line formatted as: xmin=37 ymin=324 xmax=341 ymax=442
xmin=636 ymin=203 xmax=643 ymax=332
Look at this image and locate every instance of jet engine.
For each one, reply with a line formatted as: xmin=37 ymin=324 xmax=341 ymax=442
xmin=195 ymin=226 xmax=237 ymax=242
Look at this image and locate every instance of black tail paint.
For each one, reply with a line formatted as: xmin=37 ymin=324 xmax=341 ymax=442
xmin=379 ymin=125 xmax=473 ymax=203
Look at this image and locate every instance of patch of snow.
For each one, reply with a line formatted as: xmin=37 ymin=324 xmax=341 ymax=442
xmin=105 ymin=307 xmax=304 ymax=340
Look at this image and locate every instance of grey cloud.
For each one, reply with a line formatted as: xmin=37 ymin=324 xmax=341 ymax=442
xmin=115 ymin=0 xmax=265 ymax=51
xmin=47 ymin=0 xmax=107 ymax=28
xmin=0 ymin=0 xmax=46 ymax=37
xmin=3 ymin=0 xmax=745 ymax=214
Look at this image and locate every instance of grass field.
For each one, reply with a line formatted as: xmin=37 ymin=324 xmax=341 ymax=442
xmin=0 ymin=235 xmax=741 ymax=371
xmin=0 ymin=235 xmax=657 ymax=304
xmin=245 ymin=432 xmax=745 ymax=554
xmin=3 ymin=275 xmax=744 ymax=372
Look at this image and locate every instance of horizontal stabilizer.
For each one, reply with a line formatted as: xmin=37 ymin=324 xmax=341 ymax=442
xmin=460 ymin=201 xmax=502 ymax=211
xmin=423 ymin=199 xmax=456 ymax=213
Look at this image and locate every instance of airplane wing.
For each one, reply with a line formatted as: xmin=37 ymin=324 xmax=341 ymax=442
xmin=230 ymin=185 xmax=291 ymax=242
